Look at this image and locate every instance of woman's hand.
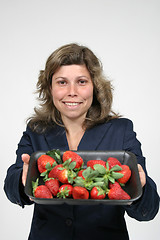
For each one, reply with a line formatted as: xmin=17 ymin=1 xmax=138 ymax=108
xmin=137 ymin=164 xmax=146 ymax=188
xmin=21 ymin=154 xmax=30 ymax=186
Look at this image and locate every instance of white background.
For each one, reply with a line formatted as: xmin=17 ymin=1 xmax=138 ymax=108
xmin=0 ymin=0 xmax=160 ymax=239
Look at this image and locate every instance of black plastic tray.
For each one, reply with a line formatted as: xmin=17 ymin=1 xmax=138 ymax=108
xmin=25 ymin=150 xmax=142 ymax=205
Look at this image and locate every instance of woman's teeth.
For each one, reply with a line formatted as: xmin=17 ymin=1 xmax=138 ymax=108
xmin=65 ymin=102 xmax=79 ymax=106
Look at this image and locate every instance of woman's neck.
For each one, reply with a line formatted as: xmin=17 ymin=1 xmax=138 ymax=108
xmin=62 ymin=117 xmax=85 ymax=150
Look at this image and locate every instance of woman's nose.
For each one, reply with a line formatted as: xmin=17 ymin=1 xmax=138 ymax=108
xmin=68 ymin=83 xmax=77 ymax=97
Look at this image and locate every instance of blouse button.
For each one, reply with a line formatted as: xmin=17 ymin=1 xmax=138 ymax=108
xmin=65 ymin=218 xmax=73 ymax=226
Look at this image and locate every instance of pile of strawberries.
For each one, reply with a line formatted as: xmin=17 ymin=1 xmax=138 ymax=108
xmin=32 ymin=150 xmax=132 ymax=200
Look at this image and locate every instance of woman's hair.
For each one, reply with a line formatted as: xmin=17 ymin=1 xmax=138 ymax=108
xmin=28 ymin=43 xmax=119 ymax=133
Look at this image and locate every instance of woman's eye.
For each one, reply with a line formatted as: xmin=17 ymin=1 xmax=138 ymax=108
xmin=78 ymin=79 xmax=87 ymax=85
xmin=58 ymin=80 xmax=67 ymax=85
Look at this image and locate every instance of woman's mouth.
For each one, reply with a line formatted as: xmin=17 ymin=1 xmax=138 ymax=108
xmin=63 ymin=100 xmax=83 ymax=105
xmin=62 ymin=101 xmax=83 ymax=108
xmin=64 ymin=102 xmax=80 ymax=106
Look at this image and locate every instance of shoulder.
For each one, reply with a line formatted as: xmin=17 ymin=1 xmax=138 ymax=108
xmin=91 ymin=118 xmax=134 ymax=132
xmin=108 ymin=117 xmax=133 ymax=129
xmin=103 ymin=118 xmax=135 ymax=136
xmin=90 ymin=118 xmax=134 ymax=137
xmin=25 ymin=123 xmax=64 ymax=138
xmin=26 ymin=121 xmax=58 ymax=135
xmin=109 ymin=117 xmax=132 ymax=124
xmin=27 ymin=118 xmax=60 ymax=134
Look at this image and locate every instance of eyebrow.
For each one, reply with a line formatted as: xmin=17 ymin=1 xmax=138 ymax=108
xmin=55 ymin=76 xmax=90 ymax=80
xmin=55 ymin=77 xmax=67 ymax=80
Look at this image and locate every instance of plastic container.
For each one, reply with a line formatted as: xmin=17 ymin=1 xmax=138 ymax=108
xmin=25 ymin=150 xmax=142 ymax=205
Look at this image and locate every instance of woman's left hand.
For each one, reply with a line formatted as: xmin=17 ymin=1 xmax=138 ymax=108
xmin=137 ymin=164 xmax=146 ymax=187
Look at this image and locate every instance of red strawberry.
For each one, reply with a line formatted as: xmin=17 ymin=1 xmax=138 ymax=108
xmin=57 ymin=159 xmax=77 ymax=184
xmin=62 ymin=151 xmax=83 ymax=169
xmin=107 ymin=157 xmax=122 ymax=169
xmin=77 ymin=169 xmax=85 ymax=179
xmin=87 ymin=160 xmax=106 ymax=170
xmin=32 ymin=179 xmax=53 ymax=199
xmin=45 ymin=178 xmax=60 ymax=196
xmin=108 ymin=182 xmax=131 ymax=200
xmin=90 ymin=186 xmax=106 ymax=199
xmin=48 ymin=164 xmax=63 ymax=179
xmin=72 ymin=186 xmax=89 ymax=199
xmin=57 ymin=184 xmax=73 ymax=198
xmin=117 ymin=165 xmax=131 ymax=184
xmin=86 ymin=160 xmax=123 ymax=189
xmin=74 ymin=167 xmax=101 ymax=191
xmin=37 ymin=154 xmax=57 ymax=173
xmin=58 ymin=169 xmax=69 ymax=183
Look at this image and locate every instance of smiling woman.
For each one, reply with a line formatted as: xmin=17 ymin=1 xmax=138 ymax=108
xmin=28 ymin=43 xmax=119 ymax=133
xmin=4 ymin=43 xmax=159 ymax=240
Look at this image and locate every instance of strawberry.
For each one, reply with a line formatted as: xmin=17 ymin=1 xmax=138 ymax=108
xmin=74 ymin=166 xmax=103 ymax=190
xmin=87 ymin=160 xmax=106 ymax=170
xmin=32 ymin=178 xmax=53 ymax=199
xmin=117 ymin=165 xmax=131 ymax=184
xmin=62 ymin=151 xmax=83 ymax=169
xmin=90 ymin=186 xmax=106 ymax=199
xmin=72 ymin=186 xmax=89 ymax=199
xmin=57 ymin=167 xmax=76 ymax=184
xmin=107 ymin=157 xmax=122 ymax=170
xmin=37 ymin=154 xmax=57 ymax=173
xmin=48 ymin=164 xmax=63 ymax=179
xmin=93 ymin=163 xmax=123 ymax=188
xmin=57 ymin=184 xmax=73 ymax=198
xmin=57 ymin=158 xmax=77 ymax=184
xmin=77 ymin=169 xmax=85 ymax=179
xmin=58 ymin=169 xmax=69 ymax=184
xmin=45 ymin=178 xmax=60 ymax=196
xmin=108 ymin=182 xmax=131 ymax=200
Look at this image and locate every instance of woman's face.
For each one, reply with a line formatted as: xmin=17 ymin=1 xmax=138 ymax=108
xmin=51 ymin=64 xmax=93 ymax=123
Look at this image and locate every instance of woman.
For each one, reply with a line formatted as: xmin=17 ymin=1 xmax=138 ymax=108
xmin=4 ymin=43 xmax=159 ymax=240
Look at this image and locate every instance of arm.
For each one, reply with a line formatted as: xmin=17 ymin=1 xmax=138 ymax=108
xmin=4 ymin=127 xmax=34 ymax=208
xmin=123 ymin=119 xmax=160 ymax=221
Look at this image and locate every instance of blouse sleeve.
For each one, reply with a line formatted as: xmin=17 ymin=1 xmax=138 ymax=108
xmin=123 ymin=119 xmax=159 ymax=221
xmin=4 ymin=127 xmax=34 ymax=208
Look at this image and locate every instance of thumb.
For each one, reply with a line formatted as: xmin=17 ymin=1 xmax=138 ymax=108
xmin=137 ymin=164 xmax=146 ymax=187
xmin=21 ymin=154 xmax=30 ymax=186
xmin=22 ymin=153 xmax=30 ymax=164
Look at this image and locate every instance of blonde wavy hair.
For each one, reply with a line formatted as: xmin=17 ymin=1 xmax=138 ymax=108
xmin=28 ymin=43 xmax=119 ymax=132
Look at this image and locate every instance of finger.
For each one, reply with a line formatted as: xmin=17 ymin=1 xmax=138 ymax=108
xmin=137 ymin=164 xmax=146 ymax=187
xmin=21 ymin=153 xmax=30 ymax=164
xmin=22 ymin=165 xmax=28 ymax=186
xmin=22 ymin=154 xmax=30 ymax=186
xmin=137 ymin=164 xmax=143 ymax=172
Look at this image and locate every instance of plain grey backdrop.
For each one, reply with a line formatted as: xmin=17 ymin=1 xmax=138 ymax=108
xmin=1 ymin=0 xmax=160 ymax=239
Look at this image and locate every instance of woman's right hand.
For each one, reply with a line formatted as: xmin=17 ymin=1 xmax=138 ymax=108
xmin=21 ymin=154 xmax=30 ymax=186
